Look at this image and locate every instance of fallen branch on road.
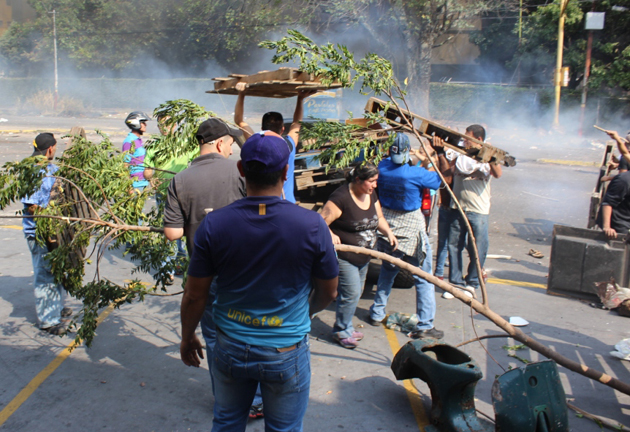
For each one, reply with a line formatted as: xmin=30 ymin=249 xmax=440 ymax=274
xmin=336 ymin=243 xmax=630 ymax=397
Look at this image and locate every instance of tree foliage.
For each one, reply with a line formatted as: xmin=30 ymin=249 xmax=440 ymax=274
xmin=313 ymin=0 xmax=515 ymax=115
xmin=472 ymin=0 xmax=630 ymax=93
xmin=0 ymin=99 xmax=219 ymax=346
xmin=262 ymin=30 xmax=399 ymax=168
xmin=0 ymin=0 xmax=317 ymax=76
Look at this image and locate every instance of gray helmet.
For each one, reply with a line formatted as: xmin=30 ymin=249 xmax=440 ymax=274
xmin=125 ymin=111 xmax=150 ymax=131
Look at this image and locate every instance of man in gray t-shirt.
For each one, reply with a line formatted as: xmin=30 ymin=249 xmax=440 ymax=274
xmin=163 ymin=117 xmax=245 ymax=254
xmin=163 ymin=117 xmax=246 ymax=402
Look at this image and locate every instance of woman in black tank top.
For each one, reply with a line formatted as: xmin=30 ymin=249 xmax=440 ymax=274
xmin=321 ymin=163 xmax=398 ymax=349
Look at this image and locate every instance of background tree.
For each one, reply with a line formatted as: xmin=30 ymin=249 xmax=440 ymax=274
xmin=0 ymin=0 xmax=318 ymax=77
xmin=472 ymin=0 xmax=630 ymax=94
xmin=315 ymin=0 xmax=516 ymax=115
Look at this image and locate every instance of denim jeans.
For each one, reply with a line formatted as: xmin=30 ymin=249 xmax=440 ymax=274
xmin=369 ymin=238 xmax=436 ymax=330
xmin=211 ymin=330 xmax=311 ymax=432
xmin=434 ymin=206 xmax=456 ymax=278
xmin=201 ymin=280 xmax=262 ymax=404
xmin=27 ymin=238 xmax=64 ymax=328
xmin=333 ymin=258 xmax=369 ymax=339
xmin=447 ymin=211 xmax=489 ymax=289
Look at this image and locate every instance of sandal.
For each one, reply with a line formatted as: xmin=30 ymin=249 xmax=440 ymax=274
xmin=528 ymin=249 xmax=544 ymax=259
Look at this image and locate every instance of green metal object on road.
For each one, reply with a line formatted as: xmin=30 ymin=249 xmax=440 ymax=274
xmin=391 ymin=339 xmax=493 ymax=432
xmin=492 ymin=360 xmax=569 ymax=432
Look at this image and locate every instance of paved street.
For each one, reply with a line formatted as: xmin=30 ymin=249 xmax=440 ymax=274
xmin=0 ymin=115 xmax=628 ymax=431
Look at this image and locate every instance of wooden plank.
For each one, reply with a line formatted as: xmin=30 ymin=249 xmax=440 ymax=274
xmin=297 ymin=178 xmax=345 ymax=190
xmin=207 ymin=84 xmax=340 ymax=99
xmin=364 ymin=97 xmax=516 ymax=167
xmin=209 ymin=67 xmax=342 ymax=98
xmin=213 ymin=68 xmax=295 ymax=91
xmin=587 ymin=142 xmax=614 ymax=228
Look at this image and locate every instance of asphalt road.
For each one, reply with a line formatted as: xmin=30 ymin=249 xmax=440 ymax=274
xmin=0 ymin=114 xmax=628 ymax=432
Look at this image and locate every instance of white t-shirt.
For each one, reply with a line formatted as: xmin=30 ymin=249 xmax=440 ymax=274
xmin=450 ymin=155 xmax=492 ymax=215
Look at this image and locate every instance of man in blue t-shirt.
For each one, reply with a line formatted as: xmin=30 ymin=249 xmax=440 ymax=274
xmin=234 ymin=84 xmax=316 ymax=203
xmin=21 ymin=133 xmax=71 ymax=335
xmin=368 ymin=133 xmax=447 ymax=340
xmin=179 ymin=130 xmax=339 ymax=432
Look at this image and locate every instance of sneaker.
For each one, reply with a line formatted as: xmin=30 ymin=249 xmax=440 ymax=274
xmin=409 ymin=328 xmax=444 ymax=340
xmin=351 ymin=331 xmax=364 ymax=341
xmin=249 ymin=403 xmax=264 ymax=419
xmin=463 ymin=286 xmax=475 ymax=298
xmin=334 ymin=335 xmax=359 ymax=349
xmin=61 ymin=307 xmax=73 ymax=318
xmin=41 ymin=323 xmax=67 ymax=335
xmin=367 ymin=316 xmax=384 ymax=326
xmin=442 ymin=291 xmax=454 ymax=299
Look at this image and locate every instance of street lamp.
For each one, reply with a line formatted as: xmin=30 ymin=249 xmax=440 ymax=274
xmin=579 ymin=10 xmax=605 ymax=135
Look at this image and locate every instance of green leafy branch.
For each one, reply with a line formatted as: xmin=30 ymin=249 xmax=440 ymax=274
xmin=0 ymin=123 xmax=198 ymax=347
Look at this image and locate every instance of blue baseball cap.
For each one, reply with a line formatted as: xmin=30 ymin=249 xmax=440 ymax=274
xmin=390 ymin=133 xmax=411 ymax=165
xmin=240 ymin=130 xmax=290 ymax=173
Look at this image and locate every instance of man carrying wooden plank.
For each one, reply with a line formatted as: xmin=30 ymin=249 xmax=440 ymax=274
xmin=444 ymin=125 xmax=502 ymax=298
xmin=234 ymin=83 xmax=315 ymax=203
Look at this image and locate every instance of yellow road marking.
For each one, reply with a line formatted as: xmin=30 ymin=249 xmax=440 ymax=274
xmin=0 ymin=304 xmax=115 ymax=426
xmin=537 ymin=159 xmax=599 ymax=167
xmin=0 ymin=225 xmax=23 ymax=230
xmin=487 ymin=277 xmax=547 ymax=290
xmin=384 ymin=326 xmax=430 ymax=431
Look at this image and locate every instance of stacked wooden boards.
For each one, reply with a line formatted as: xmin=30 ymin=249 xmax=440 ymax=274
xmin=208 ymin=67 xmax=343 ymax=98
xmin=364 ymin=97 xmax=517 ymax=167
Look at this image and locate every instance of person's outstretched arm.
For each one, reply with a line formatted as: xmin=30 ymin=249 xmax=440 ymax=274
xmin=234 ymin=82 xmax=254 ymax=140
xmin=287 ymin=90 xmax=317 ymax=143
xmin=606 ymin=130 xmax=630 ymax=162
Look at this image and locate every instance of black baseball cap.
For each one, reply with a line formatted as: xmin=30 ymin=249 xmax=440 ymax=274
xmin=32 ymin=133 xmax=56 ymax=155
xmin=196 ymin=118 xmax=243 ymax=144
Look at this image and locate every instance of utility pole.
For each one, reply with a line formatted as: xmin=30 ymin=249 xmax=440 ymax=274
xmin=553 ymin=0 xmax=570 ymax=127
xmin=51 ymin=9 xmax=59 ymax=111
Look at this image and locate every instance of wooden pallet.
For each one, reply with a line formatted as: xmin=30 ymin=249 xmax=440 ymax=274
xmin=207 ymin=67 xmax=343 ymax=98
xmin=587 ymin=142 xmax=614 ymax=228
xmin=364 ymin=97 xmax=517 ymax=167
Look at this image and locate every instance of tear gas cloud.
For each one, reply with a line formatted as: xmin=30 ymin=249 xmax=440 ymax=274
xmin=0 ymin=20 xmax=626 ymax=144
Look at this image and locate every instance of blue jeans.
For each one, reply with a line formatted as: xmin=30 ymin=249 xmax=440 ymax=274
xmin=333 ymin=258 xmax=369 ymax=339
xmin=448 ymin=211 xmax=489 ymax=289
xmin=27 ymin=238 xmax=64 ymax=328
xmin=435 ymin=206 xmax=456 ymax=277
xmin=211 ymin=330 xmax=311 ymax=432
xmin=201 ymin=280 xmax=262 ymax=404
xmin=370 ymin=238 xmax=436 ymax=330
